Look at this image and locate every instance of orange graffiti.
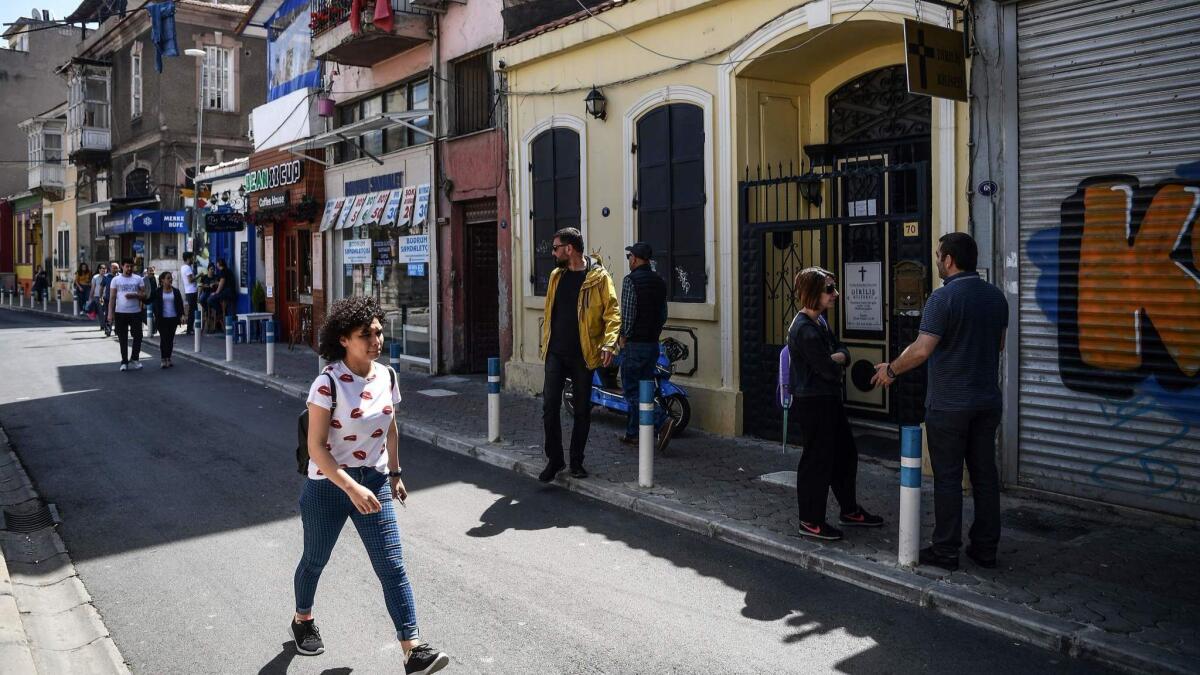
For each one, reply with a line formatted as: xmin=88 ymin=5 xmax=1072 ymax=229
xmin=1077 ymin=181 xmax=1200 ymax=375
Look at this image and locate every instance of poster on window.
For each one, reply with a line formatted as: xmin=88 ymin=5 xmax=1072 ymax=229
xmin=312 ymin=232 xmax=323 ymax=290
xmin=343 ymin=238 xmax=372 ymax=264
xmin=843 ymin=261 xmax=883 ymax=332
xmin=264 ymin=235 xmax=274 ymax=298
xmin=398 ymin=186 xmax=416 ymax=226
xmin=412 ymin=184 xmax=430 ymax=226
xmin=339 ymin=194 xmax=367 ymax=229
xmin=396 ymin=235 xmax=429 ymax=264
xmin=380 ymin=189 xmax=403 ymax=226
xmin=319 ymin=197 xmax=344 ymax=231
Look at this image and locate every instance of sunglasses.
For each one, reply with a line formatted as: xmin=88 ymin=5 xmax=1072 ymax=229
xmin=825 ymin=283 xmax=838 ymax=294
xmin=552 ymin=243 xmax=568 ymax=251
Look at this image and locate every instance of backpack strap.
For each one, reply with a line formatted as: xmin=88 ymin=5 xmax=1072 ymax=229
xmin=324 ymin=372 xmax=337 ymax=412
xmin=387 ymin=366 xmax=397 ymax=406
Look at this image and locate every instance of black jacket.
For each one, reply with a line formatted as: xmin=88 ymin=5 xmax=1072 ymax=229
xmin=151 ymin=287 xmax=185 ymax=321
xmin=786 ymin=312 xmax=850 ymax=399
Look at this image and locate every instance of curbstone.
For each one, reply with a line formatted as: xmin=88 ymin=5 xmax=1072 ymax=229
xmin=21 ymin=602 xmax=109 ymax=652
xmin=6 ymin=553 xmax=75 ymax=588
xmin=709 ymin=518 xmax=813 ymax=568
xmin=13 ymin=575 xmax=92 ymax=616
xmin=808 ymin=547 xmax=935 ymax=606
xmin=0 ymin=530 xmax=69 ymax=565
xmin=926 ymin=582 xmax=1080 ymax=653
xmin=630 ymin=494 xmax=714 ymax=539
xmin=33 ymin=635 xmax=129 ymax=675
xmin=1071 ymin=626 xmax=1200 ymax=675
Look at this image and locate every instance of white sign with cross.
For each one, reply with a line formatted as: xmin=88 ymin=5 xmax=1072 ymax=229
xmin=843 ymin=261 xmax=883 ymax=332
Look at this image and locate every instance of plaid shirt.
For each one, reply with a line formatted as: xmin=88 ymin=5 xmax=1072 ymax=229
xmin=620 ymin=275 xmax=637 ymax=338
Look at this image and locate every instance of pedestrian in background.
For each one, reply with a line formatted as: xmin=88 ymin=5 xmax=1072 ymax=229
xmin=150 ymin=270 xmax=184 ymax=369
xmin=74 ymin=262 xmax=92 ymax=315
xmin=181 ymin=252 xmax=198 ymax=335
xmin=789 ymin=267 xmax=883 ymax=541
xmin=616 ymin=241 xmax=674 ymax=451
xmin=32 ymin=266 xmax=48 ymax=303
xmin=98 ymin=262 xmax=116 ymax=336
xmin=142 ymin=265 xmax=158 ymax=336
xmin=107 ymin=259 xmax=146 ymax=371
xmin=872 ymin=232 xmax=1008 ymax=571
xmin=88 ymin=263 xmax=106 ymax=321
xmin=538 ymin=227 xmax=622 ymax=482
xmin=292 ymin=296 xmax=450 ymax=675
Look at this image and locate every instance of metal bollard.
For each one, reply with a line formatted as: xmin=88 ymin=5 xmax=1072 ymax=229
xmin=194 ymin=310 xmax=203 ymax=353
xmin=898 ymin=425 xmax=923 ymax=567
xmin=18 ymin=288 xmax=24 ymax=307
xmin=638 ymin=380 xmax=655 ymax=488
xmin=487 ymin=357 xmax=501 ymax=442
xmin=265 ymin=320 xmax=276 ymax=375
xmin=72 ymin=297 xmax=78 ymax=316
xmin=147 ymin=307 xmax=155 ymax=338
xmin=224 ymin=315 xmax=234 ymax=362
xmin=56 ymin=291 xmax=61 ymax=314
xmin=389 ymin=342 xmax=400 ymax=370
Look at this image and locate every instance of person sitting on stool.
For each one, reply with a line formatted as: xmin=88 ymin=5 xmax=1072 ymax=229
xmin=206 ymin=258 xmax=237 ymax=332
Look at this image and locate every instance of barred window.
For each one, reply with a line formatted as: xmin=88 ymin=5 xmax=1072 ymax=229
xmin=452 ymin=51 xmax=493 ymax=136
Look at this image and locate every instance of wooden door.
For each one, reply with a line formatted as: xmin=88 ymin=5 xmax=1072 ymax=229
xmin=465 ymin=221 xmax=500 ymax=372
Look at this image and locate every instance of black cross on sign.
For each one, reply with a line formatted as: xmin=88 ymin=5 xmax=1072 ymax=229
xmin=858 ymin=266 xmax=868 ymax=282
xmin=908 ymin=29 xmax=936 ymax=89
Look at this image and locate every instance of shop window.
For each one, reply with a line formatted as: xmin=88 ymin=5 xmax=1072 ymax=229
xmin=408 ymin=78 xmax=431 ymax=146
xmin=202 ymin=46 xmax=234 ymax=112
xmin=453 ymin=51 xmax=492 ymax=136
xmin=361 ymin=95 xmax=384 ymax=157
xmin=334 ymin=104 xmax=361 ymax=164
xmin=529 ymin=127 xmax=580 ymax=296
xmin=57 ymin=231 xmax=70 ymax=269
xmin=334 ymin=75 xmax=432 ymax=165
xmin=635 ymin=103 xmax=706 ymax=303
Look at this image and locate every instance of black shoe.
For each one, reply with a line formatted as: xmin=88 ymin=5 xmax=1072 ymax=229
xmin=569 ymin=466 xmax=588 ymax=478
xmin=617 ymin=433 xmax=637 ymax=445
xmin=405 ymin=643 xmax=449 ymax=675
xmin=919 ymin=546 xmax=960 ymax=571
xmin=839 ymin=507 xmax=884 ymax=527
xmin=798 ymin=521 xmax=843 ymax=541
xmin=656 ymin=416 xmax=678 ymax=453
xmin=965 ymin=545 xmax=997 ymax=569
xmin=538 ymin=460 xmax=565 ymax=483
xmin=289 ymin=618 xmax=324 ymax=655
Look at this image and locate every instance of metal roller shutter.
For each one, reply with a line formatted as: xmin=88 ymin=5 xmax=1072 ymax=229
xmin=1016 ymin=0 xmax=1200 ymax=517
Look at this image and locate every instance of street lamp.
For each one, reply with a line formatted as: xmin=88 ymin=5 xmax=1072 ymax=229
xmin=185 ymin=48 xmax=206 ymax=256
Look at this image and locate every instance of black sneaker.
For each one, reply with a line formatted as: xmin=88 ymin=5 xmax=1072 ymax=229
xmin=289 ymin=618 xmax=324 ymax=655
xmin=919 ymin=546 xmax=960 ymax=572
xmin=965 ymin=545 xmax=997 ymax=569
xmin=538 ymin=460 xmax=565 ymax=483
xmin=839 ymin=507 xmax=884 ymax=527
xmin=798 ymin=521 xmax=843 ymax=540
xmin=569 ymin=465 xmax=588 ymax=478
xmin=405 ymin=643 xmax=449 ymax=675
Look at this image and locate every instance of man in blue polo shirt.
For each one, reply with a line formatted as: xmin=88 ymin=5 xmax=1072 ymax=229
xmin=871 ymin=232 xmax=1009 ymax=572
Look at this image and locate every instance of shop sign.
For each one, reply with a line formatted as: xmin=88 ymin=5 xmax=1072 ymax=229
xmin=366 ymin=190 xmax=390 ymax=226
xmin=374 ymin=240 xmax=392 ymax=265
xmin=319 ymin=197 xmax=345 ymax=231
xmin=340 ymin=194 xmax=367 ymax=229
xmin=244 ymin=159 xmax=303 ymax=194
xmin=408 ymin=263 xmax=426 ymax=277
xmin=257 ymin=192 xmax=289 ymax=210
xmin=904 ymin=19 xmax=967 ymax=101
xmin=132 ymin=240 xmax=145 ymax=255
xmin=205 ymin=212 xmax=246 ymax=232
xmin=239 ymin=241 xmax=249 ymax=290
xmin=380 ymin=189 xmax=403 ymax=226
xmin=356 ymin=192 xmax=382 ymax=228
xmin=396 ymin=234 xmax=430 ymax=264
xmin=264 ymin=234 xmax=274 ymax=298
xmin=343 ymin=238 xmax=372 ymax=264
xmin=843 ymin=261 xmax=883 ymax=331
xmin=399 ymin=186 xmax=416 ymax=226
xmin=413 ymin=183 xmax=431 ymax=226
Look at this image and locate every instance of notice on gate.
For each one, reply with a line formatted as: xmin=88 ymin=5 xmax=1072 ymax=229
xmin=843 ymin=261 xmax=883 ymax=332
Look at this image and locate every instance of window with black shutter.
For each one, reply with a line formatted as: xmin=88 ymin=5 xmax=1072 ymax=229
xmin=635 ymin=103 xmax=705 ymax=303
xmin=126 ymin=168 xmax=152 ymax=198
xmin=529 ymin=127 xmax=580 ymax=296
xmin=453 ymin=51 xmax=493 ymax=136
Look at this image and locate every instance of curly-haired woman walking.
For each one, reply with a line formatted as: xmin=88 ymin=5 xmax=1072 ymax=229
xmin=291 ymin=296 xmax=450 ymax=674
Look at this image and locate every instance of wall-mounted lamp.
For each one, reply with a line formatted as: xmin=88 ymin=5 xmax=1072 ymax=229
xmin=797 ymin=176 xmax=823 ymax=209
xmin=584 ymin=86 xmax=607 ymax=121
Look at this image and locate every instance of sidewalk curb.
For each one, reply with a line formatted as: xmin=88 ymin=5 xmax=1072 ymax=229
xmin=124 ymin=329 xmax=1194 ymax=675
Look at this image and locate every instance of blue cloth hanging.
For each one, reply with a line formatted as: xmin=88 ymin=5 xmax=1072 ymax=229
xmin=148 ymin=1 xmax=179 ymax=73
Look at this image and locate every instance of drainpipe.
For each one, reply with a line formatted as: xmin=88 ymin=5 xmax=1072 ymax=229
xmin=430 ymin=8 xmax=443 ymax=372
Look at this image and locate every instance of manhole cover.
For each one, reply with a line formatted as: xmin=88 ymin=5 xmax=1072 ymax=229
xmin=3 ymin=502 xmax=56 ymax=533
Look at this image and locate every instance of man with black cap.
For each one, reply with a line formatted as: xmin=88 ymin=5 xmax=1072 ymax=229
xmin=618 ymin=242 xmax=673 ymax=450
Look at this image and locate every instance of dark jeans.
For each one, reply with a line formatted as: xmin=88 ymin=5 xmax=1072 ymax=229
xmin=543 ymin=350 xmax=593 ymax=468
xmin=925 ymin=407 xmax=1003 ymax=557
xmin=113 ymin=312 xmax=143 ymax=364
xmin=158 ymin=317 xmax=180 ymax=359
xmin=185 ymin=292 xmax=197 ymax=333
xmin=795 ymin=398 xmax=859 ymax=524
xmin=622 ymin=341 xmax=665 ymax=437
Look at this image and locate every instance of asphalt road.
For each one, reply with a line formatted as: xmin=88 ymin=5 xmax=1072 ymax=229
xmin=0 ymin=309 xmax=1109 ymax=674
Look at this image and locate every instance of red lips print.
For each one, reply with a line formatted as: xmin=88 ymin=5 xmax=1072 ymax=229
xmin=353 ymin=450 xmax=368 ymax=460
xmin=382 ymin=406 xmax=393 ymax=415
xmin=350 ymin=408 xmax=363 ymax=419
xmin=371 ymin=429 xmax=384 ymax=438
xmin=324 ymin=443 xmax=332 ymax=451
xmin=340 ymin=463 xmax=348 ymax=468
xmin=339 ymin=373 xmax=354 ymax=383
xmin=316 ymin=469 xmax=324 ymax=476
xmin=344 ymin=435 xmax=358 ymax=441
xmin=360 ymin=390 xmax=374 ymax=400
xmin=330 ymin=419 xmax=343 ymax=429
xmin=317 ymin=385 xmax=332 ymax=397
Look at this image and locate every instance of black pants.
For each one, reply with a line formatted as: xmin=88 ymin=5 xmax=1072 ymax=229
xmin=795 ymin=398 xmax=859 ymax=524
xmin=925 ymin=407 xmax=1003 ymax=557
xmin=158 ymin=317 xmax=180 ymax=359
xmin=185 ymin=292 xmax=197 ymax=333
xmin=113 ymin=312 xmax=143 ymax=364
xmin=542 ymin=351 xmax=594 ymax=468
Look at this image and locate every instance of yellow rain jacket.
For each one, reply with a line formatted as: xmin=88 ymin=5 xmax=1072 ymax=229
xmin=540 ymin=257 xmax=622 ymax=370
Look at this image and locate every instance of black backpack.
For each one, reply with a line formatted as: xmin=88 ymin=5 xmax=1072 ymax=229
xmin=296 ymin=367 xmax=396 ymax=475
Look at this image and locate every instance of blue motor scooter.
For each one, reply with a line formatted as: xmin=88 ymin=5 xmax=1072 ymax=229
xmin=563 ymin=337 xmax=692 ymax=434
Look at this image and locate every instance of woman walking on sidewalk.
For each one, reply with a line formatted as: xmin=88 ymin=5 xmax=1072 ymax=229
xmin=150 ymin=271 xmax=184 ymax=368
xmin=787 ymin=267 xmax=884 ymax=541
xmin=291 ymin=296 xmax=450 ymax=675
xmin=74 ymin=263 xmax=91 ymax=315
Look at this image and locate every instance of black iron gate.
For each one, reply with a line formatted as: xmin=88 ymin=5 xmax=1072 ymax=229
xmin=738 ymin=159 xmax=931 ymax=442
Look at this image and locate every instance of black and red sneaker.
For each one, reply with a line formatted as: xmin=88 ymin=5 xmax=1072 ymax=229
xmin=798 ymin=521 xmax=843 ymax=540
xmin=839 ymin=508 xmax=884 ymax=527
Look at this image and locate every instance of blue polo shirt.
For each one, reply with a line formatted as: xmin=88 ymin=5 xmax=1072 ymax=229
xmin=918 ymin=271 xmax=1009 ymax=411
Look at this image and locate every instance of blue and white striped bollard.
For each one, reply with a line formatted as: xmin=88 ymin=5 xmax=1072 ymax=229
xmin=487 ymin=357 xmax=501 ymax=442
xmin=265 ymin=320 xmax=276 ymax=375
xmin=899 ymin=425 xmax=923 ymax=567
xmin=194 ymin=310 xmax=203 ymax=353
xmin=224 ymin=315 xmax=234 ymax=362
xmin=638 ymin=380 xmax=655 ymax=488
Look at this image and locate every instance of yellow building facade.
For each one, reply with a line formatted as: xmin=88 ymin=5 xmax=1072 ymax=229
xmin=498 ymin=0 xmax=969 ymax=436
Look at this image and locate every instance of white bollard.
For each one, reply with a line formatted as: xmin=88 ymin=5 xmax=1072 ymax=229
xmin=42 ymin=293 xmax=47 ymax=312
xmin=638 ymin=380 xmax=655 ymax=488
xmin=72 ymin=298 xmax=78 ymax=316
xmin=898 ymin=425 xmax=923 ymax=567
xmin=194 ymin=310 xmax=203 ymax=353
xmin=224 ymin=315 xmax=234 ymax=362
xmin=56 ymin=292 xmax=61 ymax=314
xmin=487 ymin=357 xmax=501 ymax=442
xmin=266 ymin=320 xmax=276 ymax=375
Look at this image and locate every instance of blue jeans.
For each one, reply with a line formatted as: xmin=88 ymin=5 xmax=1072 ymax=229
xmin=294 ymin=467 xmax=420 ymax=641
xmin=622 ymin=341 xmax=667 ymax=437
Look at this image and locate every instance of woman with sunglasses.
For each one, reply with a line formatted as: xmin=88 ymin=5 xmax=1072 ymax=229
xmin=787 ymin=267 xmax=884 ymax=540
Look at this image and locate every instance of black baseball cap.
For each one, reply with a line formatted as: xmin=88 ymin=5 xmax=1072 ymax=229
xmin=625 ymin=242 xmax=653 ymax=259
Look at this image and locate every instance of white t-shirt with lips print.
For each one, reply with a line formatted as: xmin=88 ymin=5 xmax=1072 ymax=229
xmin=305 ymin=360 xmax=401 ymax=480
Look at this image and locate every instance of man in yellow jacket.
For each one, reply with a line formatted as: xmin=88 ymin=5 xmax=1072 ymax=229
xmin=538 ymin=227 xmax=622 ymax=482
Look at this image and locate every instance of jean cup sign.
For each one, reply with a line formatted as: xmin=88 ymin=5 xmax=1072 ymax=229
xmin=244 ymin=159 xmax=303 ymax=194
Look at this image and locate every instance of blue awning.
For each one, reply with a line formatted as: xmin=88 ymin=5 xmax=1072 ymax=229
xmin=99 ymin=209 xmax=188 ymax=236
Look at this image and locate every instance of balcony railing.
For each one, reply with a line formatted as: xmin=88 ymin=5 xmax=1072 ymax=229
xmin=28 ymin=162 xmax=65 ymax=191
xmin=310 ymin=0 xmax=430 ymax=38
